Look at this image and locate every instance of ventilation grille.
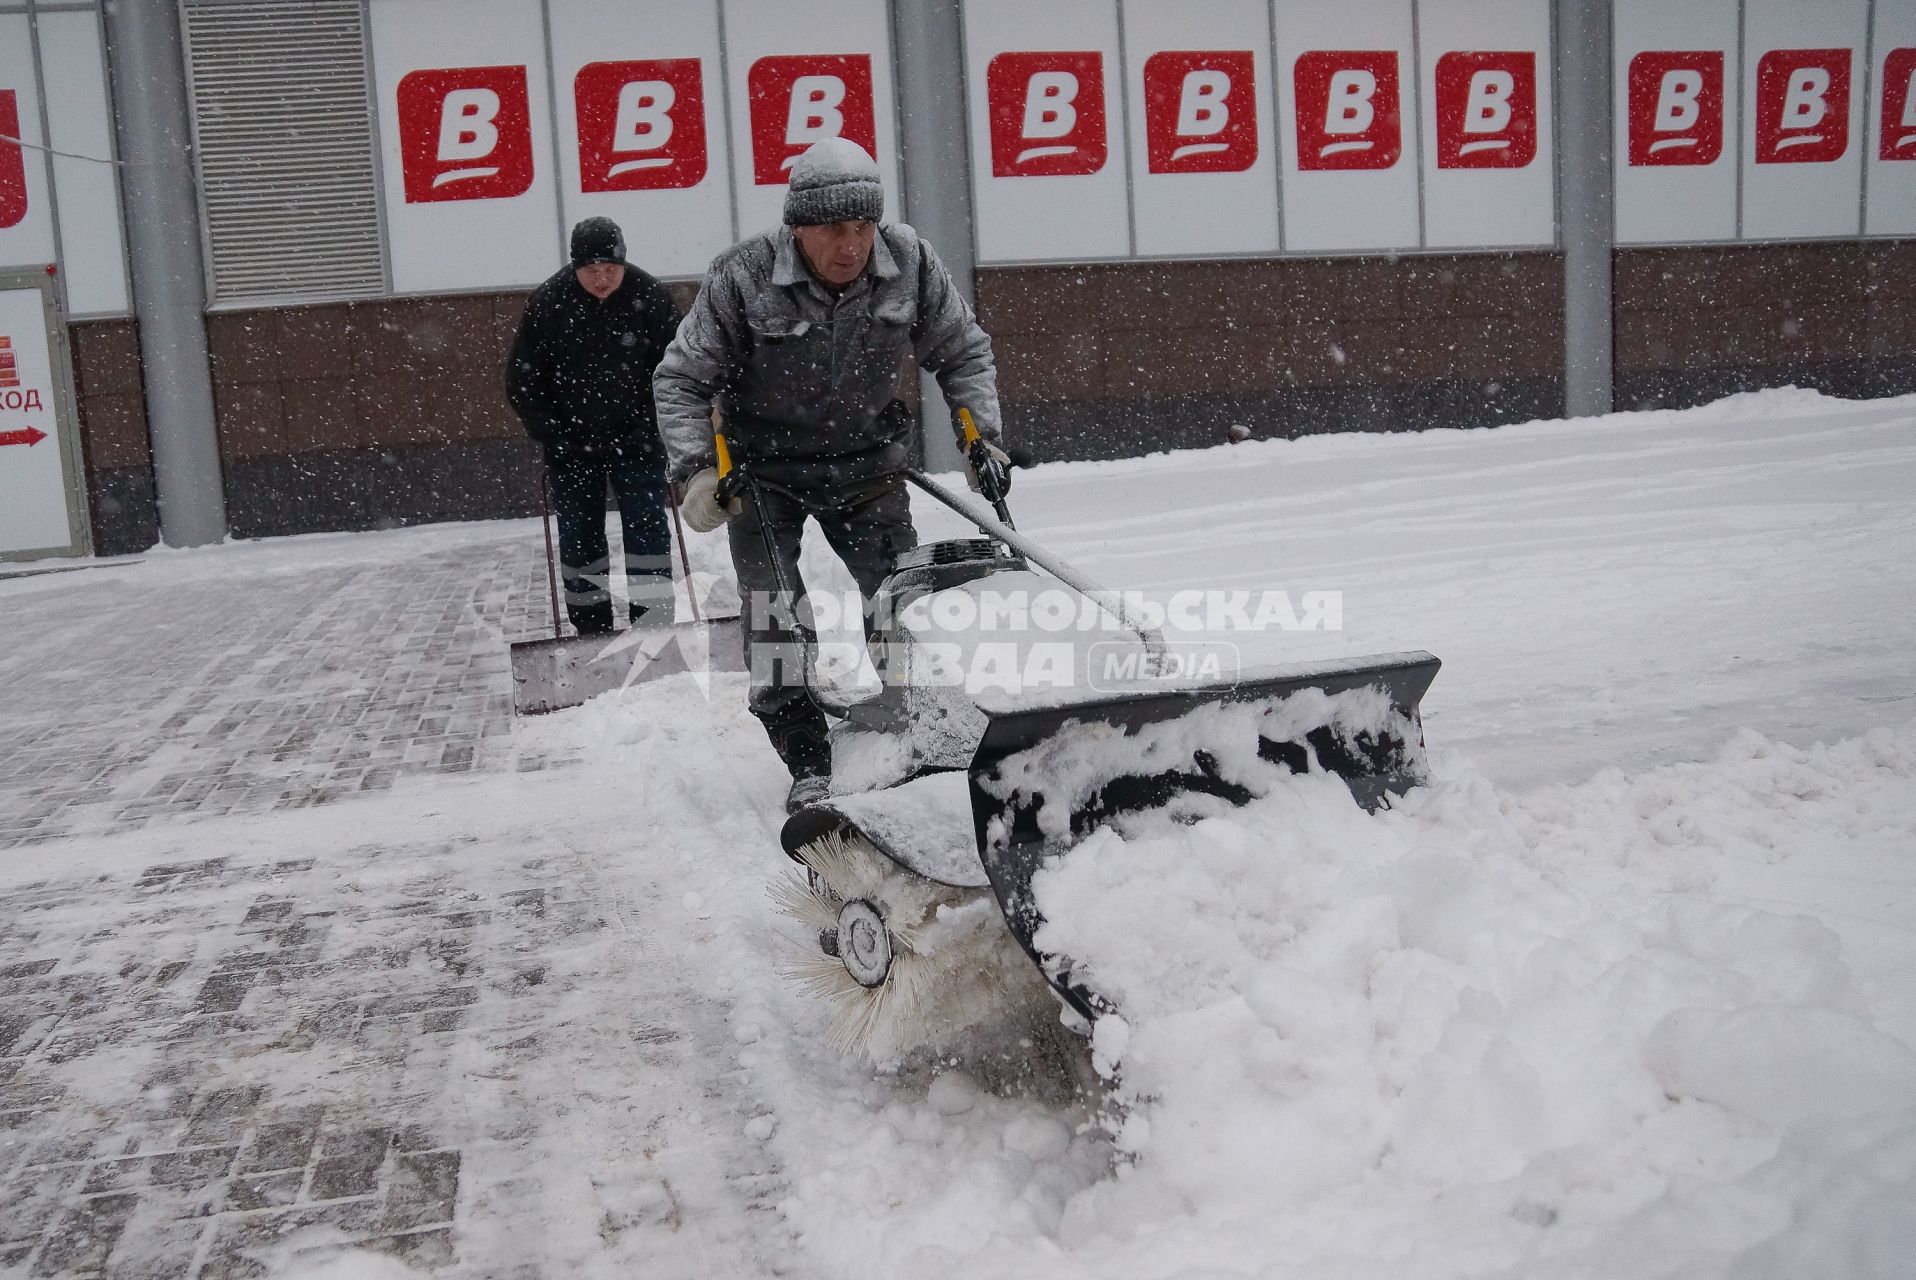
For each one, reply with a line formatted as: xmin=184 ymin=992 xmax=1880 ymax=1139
xmin=183 ymin=0 xmax=385 ymax=305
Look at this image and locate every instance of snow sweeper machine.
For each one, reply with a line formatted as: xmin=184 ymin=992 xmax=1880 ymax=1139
xmin=740 ymin=416 xmax=1443 ymax=1063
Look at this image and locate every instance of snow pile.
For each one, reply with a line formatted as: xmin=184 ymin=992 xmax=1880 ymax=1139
xmin=1018 ymin=726 xmax=1916 ymax=1278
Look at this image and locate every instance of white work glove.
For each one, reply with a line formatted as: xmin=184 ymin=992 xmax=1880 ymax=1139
xmin=677 ymin=467 xmax=736 ymax=533
xmin=965 ymin=438 xmax=1013 ymax=502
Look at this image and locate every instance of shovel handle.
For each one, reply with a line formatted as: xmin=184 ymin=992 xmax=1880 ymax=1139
xmin=666 ymin=481 xmax=702 ymax=624
xmin=539 ymin=467 xmax=562 ymax=640
xmin=904 ymin=468 xmax=1165 ymax=661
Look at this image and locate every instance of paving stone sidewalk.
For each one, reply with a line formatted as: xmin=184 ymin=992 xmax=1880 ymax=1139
xmin=1 ymin=525 xmax=790 ymax=1278
xmin=0 ymin=842 xmax=791 ymax=1278
xmin=0 ymin=526 xmax=566 ymax=851
xmin=2 ymin=851 xmax=531 ymax=1277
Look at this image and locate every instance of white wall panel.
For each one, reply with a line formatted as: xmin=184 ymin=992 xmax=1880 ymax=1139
xmin=1865 ymin=0 xmax=1916 ymax=236
xmin=549 ymin=0 xmax=732 ymax=279
xmin=1121 ymin=0 xmax=1278 ymax=257
xmin=720 ymin=0 xmax=899 ymax=239
xmin=963 ymin=0 xmax=1129 ymax=262
xmin=1273 ymin=0 xmax=1420 ymax=252
xmin=37 ymin=8 xmax=129 ymax=316
xmin=0 ymin=15 xmax=56 ymax=271
xmin=1740 ymin=0 xmax=1868 ymax=241
xmin=1612 ymin=0 xmax=1738 ymax=244
xmin=370 ymin=0 xmax=560 ymax=293
xmin=1416 ymin=0 xmax=1555 ymax=248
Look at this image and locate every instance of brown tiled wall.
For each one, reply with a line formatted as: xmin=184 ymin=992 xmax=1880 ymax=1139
xmin=204 ymin=291 xmax=536 ymax=537
xmin=68 ymin=318 xmax=157 ymax=556
xmin=206 ymin=292 xmax=526 ymax=460
xmin=977 ymin=254 xmax=1567 ymax=460
xmin=201 ymin=283 xmax=705 ymax=537
xmin=1615 ymin=241 xmax=1916 ymax=408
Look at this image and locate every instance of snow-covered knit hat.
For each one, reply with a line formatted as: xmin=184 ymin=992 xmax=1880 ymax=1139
xmin=569 ymin=216 xmax=626 ymax=267
xmin=783 ymin=138 xmax=884 ymax=226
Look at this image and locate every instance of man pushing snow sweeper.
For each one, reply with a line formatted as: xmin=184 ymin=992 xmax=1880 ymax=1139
xmin=649 ymin=141 xmax=1446 ymax=1066
xmin=653 ymin=137 xmax=1012 ymax=815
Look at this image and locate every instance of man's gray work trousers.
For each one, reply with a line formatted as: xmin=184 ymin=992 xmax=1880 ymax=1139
xmin=729 ymin=475 xmax=917 ymax=779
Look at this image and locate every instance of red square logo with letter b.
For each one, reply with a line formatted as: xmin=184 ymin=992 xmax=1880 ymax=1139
xmin=1627 ymin=51 xmax=1724 ymax=166
xmin=1755 ymin=48 xmax=1852 ymax=164
xmin=1293 ymin=51 xmax=1401 ymax=171
xmin=986 ymin=51 xmax=1107 ymax=178
xmin=397 ymin=66 xmax=535 ymax=202
xmin=1 ymin=91 xmax=28 ymax=229
xmin=576 ymin=59 xmax=707 ymax=192
xmin=1141 ymin=50 xmax=1258 ymax=174
xmin=746 ymin=55 xmax=876 ymax=186
xmin=1880 ymin=48 xmax=1916 ymax=161
xmin=1433 ymin=51 xmax=1537 ymax=169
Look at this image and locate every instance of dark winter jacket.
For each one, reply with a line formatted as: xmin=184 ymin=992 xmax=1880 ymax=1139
xmin=506 ymin=265 xmax=681 ymax=461
xmin=653 ymin=223 xmax=1000 ymax=488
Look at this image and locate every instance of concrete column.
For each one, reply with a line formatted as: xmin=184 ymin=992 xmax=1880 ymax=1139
xmin=892 ymin=0 xmax=974 ymax=472
xmin=103 ymin=0 xmax=227 ymax=546
xmin=1556 ymin=0 xmax=1615 ymax=418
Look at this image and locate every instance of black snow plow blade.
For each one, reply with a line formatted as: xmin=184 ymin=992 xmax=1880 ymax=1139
xmin=968 ymin=650 xmax=1440 ymax=1024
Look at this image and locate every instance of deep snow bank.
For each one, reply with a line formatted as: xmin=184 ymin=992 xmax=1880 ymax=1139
xmin=1023 ymin=725 xmax=1916 ymax=1278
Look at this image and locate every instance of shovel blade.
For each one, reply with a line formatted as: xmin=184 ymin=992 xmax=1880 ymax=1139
xmin=508 ymin=617 xmax=746 ymax=716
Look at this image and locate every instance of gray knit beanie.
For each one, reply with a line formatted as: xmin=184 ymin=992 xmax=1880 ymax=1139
xmin=782 ymin=137 xmax=884 ymax=226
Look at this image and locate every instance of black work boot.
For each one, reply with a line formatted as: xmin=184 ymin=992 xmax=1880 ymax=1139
xmin=756 ymin=699 xmax=832 ymax=814
xmin=786 ymin=772 xmax=831 ymax=815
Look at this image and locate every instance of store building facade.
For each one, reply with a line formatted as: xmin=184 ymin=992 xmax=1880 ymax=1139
xmin=1 ymin=0 xmax=1912 ymax=557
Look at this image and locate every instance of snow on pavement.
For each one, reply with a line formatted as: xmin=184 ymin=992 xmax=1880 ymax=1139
xmin=1022 ymin=728 xmax=1916 ymax=1279
xmin=1 ymin=387 xmax=1912 ymax=1278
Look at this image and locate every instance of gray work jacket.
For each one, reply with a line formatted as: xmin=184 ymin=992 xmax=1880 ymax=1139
xmin=652 ymin=223 xmax=1001 ymax=489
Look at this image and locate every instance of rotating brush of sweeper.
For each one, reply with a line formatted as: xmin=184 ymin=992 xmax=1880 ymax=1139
xmin=769 ymin=827 xmax=1055 ymax=1063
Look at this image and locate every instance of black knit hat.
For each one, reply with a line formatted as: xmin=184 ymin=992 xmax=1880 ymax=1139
xmin=569 ymin=216 xmax=626 ymax=267
xmin=783 ymin=138 xmax=884 ymax=227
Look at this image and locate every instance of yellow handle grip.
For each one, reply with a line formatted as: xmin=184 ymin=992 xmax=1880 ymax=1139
xmin=714 ymin=429 xmax=734 ymax=478
xmin=957 ymin=407 xmax=982 ymax=449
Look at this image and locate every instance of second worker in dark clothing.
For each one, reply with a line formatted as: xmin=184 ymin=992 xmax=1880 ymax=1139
xmin=507 ymin=217 xmax=682 ymax=635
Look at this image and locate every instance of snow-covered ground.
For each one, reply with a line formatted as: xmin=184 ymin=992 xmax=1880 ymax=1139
xmin=5 ymin=388 xmax=1913 ymax=1278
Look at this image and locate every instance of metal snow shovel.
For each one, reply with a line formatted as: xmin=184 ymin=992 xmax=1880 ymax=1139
xmin=508 ymin=469 xmax=744 ymax=717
